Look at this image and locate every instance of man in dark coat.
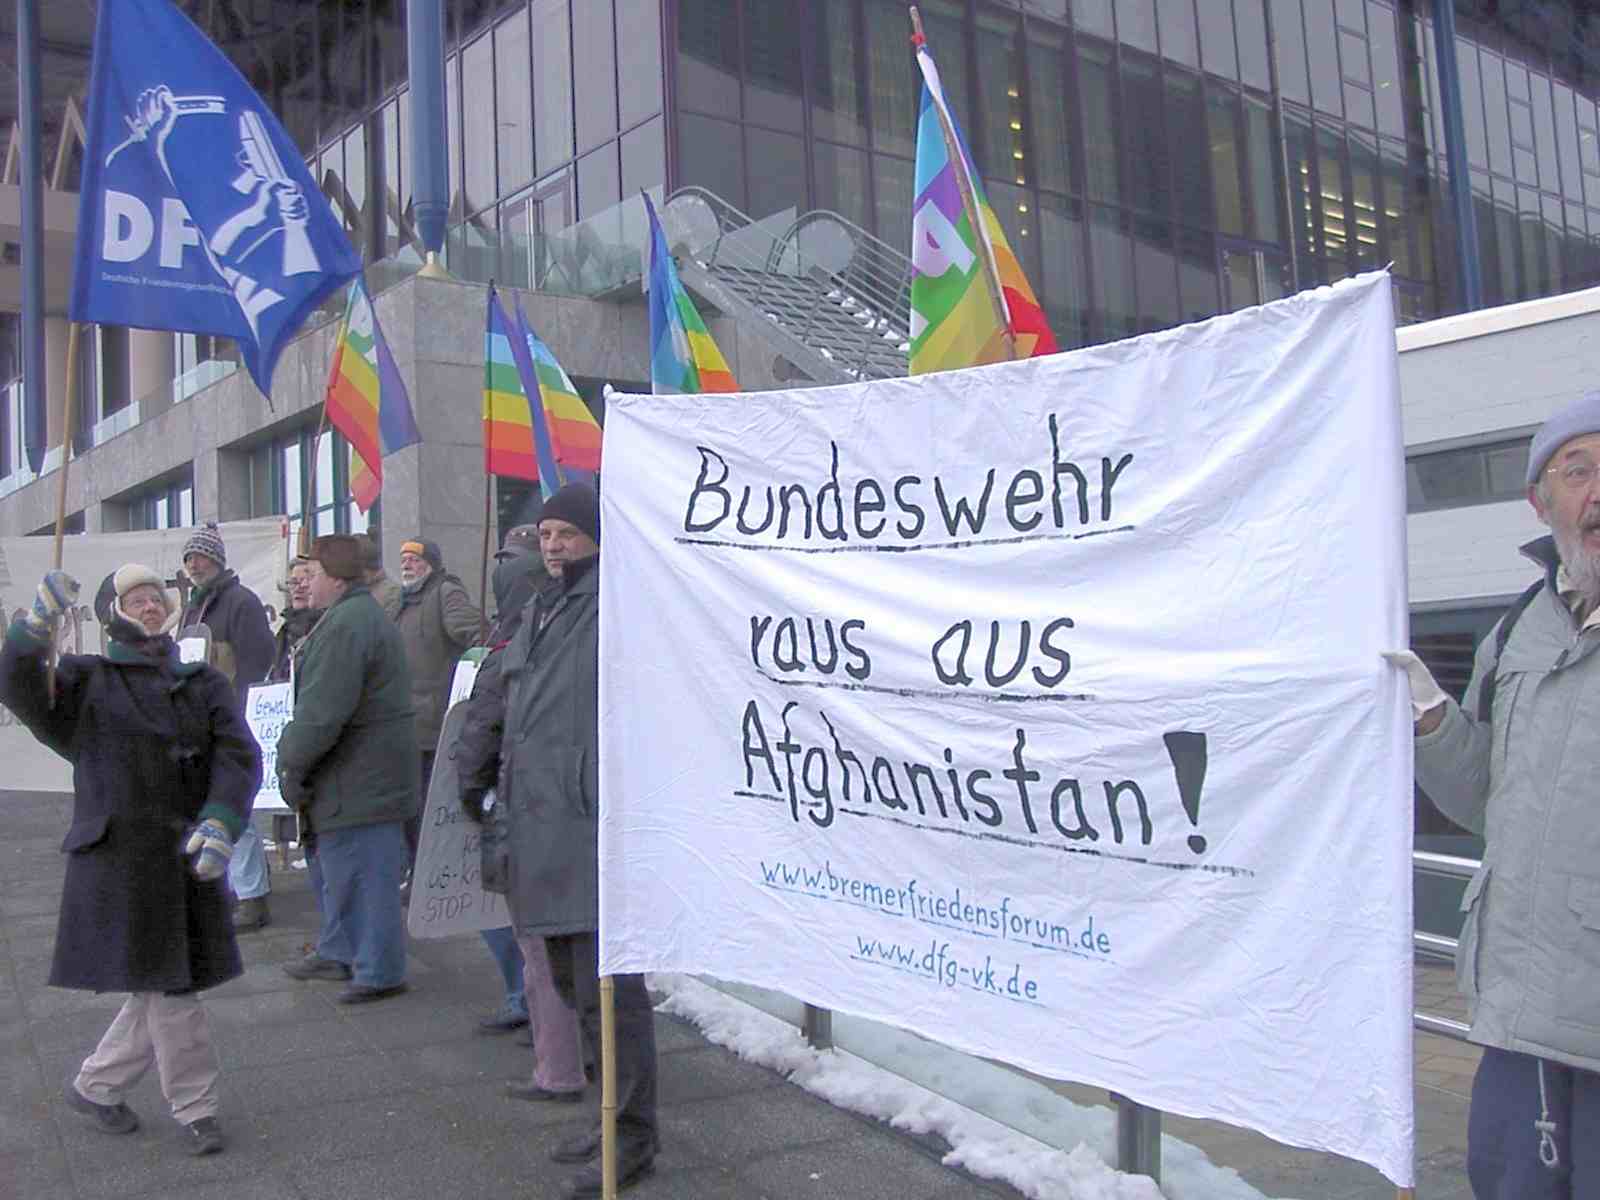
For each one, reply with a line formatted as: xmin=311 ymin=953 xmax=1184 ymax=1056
xmin=395 ymin=536 xmax=483 ymax=868
xmin=462 ymin=483 xmax=659 ymax=1198
xmin=0 ymin=564 xmax=261 ymax=1156
xmin=178 ymin=522 xmax=277 ymax=931
xmin=277 ymin=535 xmax=419 ymax=1003
xmin=267 ymin=556 xmax=322 ymax=683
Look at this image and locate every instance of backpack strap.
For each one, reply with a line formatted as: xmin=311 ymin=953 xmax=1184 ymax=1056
xmin=1475 ymin=579 xmax=1546 ymax=723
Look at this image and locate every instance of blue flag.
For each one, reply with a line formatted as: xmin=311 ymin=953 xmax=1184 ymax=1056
xmin=70 ymin=0 xmax=360 ymax=398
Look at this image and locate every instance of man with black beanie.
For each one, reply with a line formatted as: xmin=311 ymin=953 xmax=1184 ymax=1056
xmin=460 ymin=481 xmax=659 ymax=1197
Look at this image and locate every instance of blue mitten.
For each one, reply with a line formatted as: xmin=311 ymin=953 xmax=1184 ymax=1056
xmin=183 ymin=818 xmax=233 ymax=881
xmin=24 ymin=570 xmax=80 ymax=637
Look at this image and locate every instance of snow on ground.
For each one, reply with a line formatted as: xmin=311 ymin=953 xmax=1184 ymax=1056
xmin=654 ymin=974 xmax=1276 ymax=1200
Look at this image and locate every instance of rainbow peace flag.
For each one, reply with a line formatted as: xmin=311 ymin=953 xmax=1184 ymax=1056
xmin=323 ymin=278 xmax=419 ymax=512
xmin=909 ymin=35 xmax=1057 ymax=375
xmin=514 ymin=297 xmax=602 ymax=477
xmin=483 ymin=285 xmax=538 ymax=480
xmin=642 ymin=192 xmax=737 ymax=395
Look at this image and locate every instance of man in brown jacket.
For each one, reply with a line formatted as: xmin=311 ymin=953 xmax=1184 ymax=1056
xmin=395 ymin=537 xmax=482 ymax=867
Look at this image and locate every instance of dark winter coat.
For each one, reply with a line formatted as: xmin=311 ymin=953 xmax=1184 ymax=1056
xmin=0 ymin=620 xmax=261 ymax=993
xmin=396 ymin=570 xmax=483 ymax=753
xmin=267 ymin=606 xmax=323 ymax=683
xmin=465 ymin=554 xmax=599 ymax=936
xmin=276 ymin=584 xmax=419 ymax=836
xmin=179 ymin=570 xmax=276 ymax=709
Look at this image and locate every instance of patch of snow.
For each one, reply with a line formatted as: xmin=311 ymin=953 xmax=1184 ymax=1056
xmin=653 ymin=975 xmax=1278 ymax=1200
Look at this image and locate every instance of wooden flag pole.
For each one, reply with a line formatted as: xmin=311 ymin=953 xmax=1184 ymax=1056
xmin=299 ymin=403 xmax=333 ymax=558
xmin=47 ymin=320 xmax=83 ymax=702
xmin=600 ymin=974 xmax=619 ymax=1200
xmin=908 ymin=6 xmax=1018 ymax=363
xmin=479 ymin=472 xmax=493 ymax=619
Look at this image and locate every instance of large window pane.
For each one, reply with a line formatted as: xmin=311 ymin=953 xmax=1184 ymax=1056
xmin=1118 ymin=0 xmax=1158 ymax=53
xmin=383 ymin=99 xmax=402 ymax=257
xmin=812 ymin=0 xmax=867 ymax=145
xmin=678 ymin=113 xmax=746 ymax=209
xmin=534 ymin=0 xmax=575 ymax=170
xmin=1121 ymin=55 xmax=1170 ymax=219
xmin=1073 ymin=0 xmax=1114 ymax=38
xmin=1133 ymin=215 xmax=1179 ymax=331
xmin=1088 ymin=204 xmax=1136 ymax=340
xmin=974 ymin=8 xmax=1022 ymax=180
xmin=872 ymin=154 xmax=915 ymax=251
xmin=1078 ymin=41 xmax=1119 ymax=204
xmin=574 ymin=0 xmax=618 ymax=151
xmin=1304 ymin=0 xmax=1341 ymax=115
xmin=1157 ymin=0 xmax=1199 ymax=68
xmin=1350 ymin=132 xmax=1381 ymax=269
xmin=1236 ymin=0 xmax=1270 ymax=91
xmin=447 ymin=54 xmax=462 ymax=215
xmin=1209 ymin=88 xmax=1246 ymax=237
xmin=1168 ymin=69 xmax=1211 ymax=229
xmin=1028 ymin=25 xmax=1072 ymax=196
xmin=577 ymin=144 xmax=620 ymax=220
xmin=921 ymin=2 xmax=972 ymax=138
xmin=746 ymin=128 xmax=808 ymax=221
xmin=1176 ymin=225 xmax=1218 ymax=322
xmin=344 ymin=126 xmax=369 ymax=243
xmin=621 ymin=116 xmax=666 ymax=200
xmin=1368 ymin=1 xmax=1403 ymax=137
xmin=1198 ymin=0 xmax=1238 ymax=80
xmin=865 ymin=0 xmax=919 ymax=158
xmin=678 ymin=0 xmax=741 ymax=116
xmin=814 ymin=140 xmax=873 ymax=229
xmin=745 ymin=0 xmax=804 ymax=132
xmin=463 ymin=34 xmax=496 ymax=214
xmin=496 ymin=11 xmax=533 ymax=198
xmin=1271 ymin=0 xmax=1309 ymax=104
xmin=1480 ymin=51 xmax=1511 ymax=177
xmin=617 ymin=0 xmax=664 ymax=127
xmin=1244 ymin=97 xmax=1281 ymax=243
xmin=1458 ymin=43 xmax=1487 ymax=170
xmin=1318 ymin=126 xmax=1350 ymax=279
xmin=1036 ymin=193 xmax=1087 ymax=347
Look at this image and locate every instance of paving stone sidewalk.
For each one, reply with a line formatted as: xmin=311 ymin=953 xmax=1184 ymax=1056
xmin=2 ymin=789 xmax=1473 ymax=1199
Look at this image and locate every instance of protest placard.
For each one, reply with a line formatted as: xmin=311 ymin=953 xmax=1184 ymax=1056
xmin=244 ymin=681 xmax=293 ymax=813
xmin=597 ymin=273 xmax=1414 ymax=1184
xmin=407 ymin=693 xmax=510 ymax=938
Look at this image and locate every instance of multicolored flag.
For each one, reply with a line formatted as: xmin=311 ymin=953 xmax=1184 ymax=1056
xmin=909 ymin=31 xmax=1057 ymax=375
xmin=323 ymin=278 xmax=419 ymax=512
xmin=514 ymin=298 xmax=602 ymax=478
xmin=503 ymin=298 xmax=574 ymax=499
xmin=642 ymin=192 xmax=737 ymax=395
xmin=483 ymin=285 xmax=538 ymax=480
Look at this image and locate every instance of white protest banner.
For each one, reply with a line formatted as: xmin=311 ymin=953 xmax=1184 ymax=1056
xmin=598 ymin=273 xmax=1414 ymax=1184
xmin=243 ymin=682 xmax=293 ymax=813
xmin=0 ymin=518 xmax=289 ymax=792
xmin=407 ymin=696 xmax=512 ymax=938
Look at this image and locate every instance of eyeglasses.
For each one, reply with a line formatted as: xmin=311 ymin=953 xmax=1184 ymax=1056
xmin=1546 ymin=457 xmax=1600 ymax=491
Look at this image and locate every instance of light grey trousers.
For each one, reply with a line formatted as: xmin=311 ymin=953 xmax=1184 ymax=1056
xmin=74 ymin=992 xmax=219 ymax=1124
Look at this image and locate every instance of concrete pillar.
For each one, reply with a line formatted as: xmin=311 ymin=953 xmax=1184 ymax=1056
xmin=128 ymin=329 xmax=175 ymax=409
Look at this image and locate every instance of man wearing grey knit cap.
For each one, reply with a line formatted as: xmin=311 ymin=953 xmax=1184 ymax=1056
xmin=1388 ymin=390 xmax=1600 ymax=1199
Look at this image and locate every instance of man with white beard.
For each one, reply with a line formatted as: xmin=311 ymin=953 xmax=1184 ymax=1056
xmin=1390 ymin=392 xmax=1600 ymax=1200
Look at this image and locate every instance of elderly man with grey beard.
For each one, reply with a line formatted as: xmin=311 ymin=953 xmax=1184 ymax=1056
xmin=1388 ymin=391 xmax=1600 ymax=1200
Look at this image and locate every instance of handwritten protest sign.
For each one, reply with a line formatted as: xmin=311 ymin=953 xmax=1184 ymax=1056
xmin=243 ymin=682 xmax=292 ymax=813
xmin=598 ymin=274 xmax=1414 ymax=1184
xmin=407 ymin=695 xmax=510 ymax=938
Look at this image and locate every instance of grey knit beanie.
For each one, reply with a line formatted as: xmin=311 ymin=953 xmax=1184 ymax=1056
xmin=182 ymin=521 xmax=227 ymax=569
xmin=1526 ymin=389 xmax=1600 ymax=486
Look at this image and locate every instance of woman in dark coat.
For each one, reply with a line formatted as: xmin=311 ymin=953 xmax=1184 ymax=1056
xmin=0 ymin=564 xmax=261 ymax=1155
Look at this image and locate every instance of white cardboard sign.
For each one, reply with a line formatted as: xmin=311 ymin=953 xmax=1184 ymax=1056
xmin=243 ymin=681 xmax=292 ymax=813
xmin=597 ymin=274 xmax=1415 ymax=1184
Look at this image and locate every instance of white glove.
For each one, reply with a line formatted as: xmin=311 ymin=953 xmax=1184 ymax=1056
xmin=1382 ymin=651 xmax=1447 ymax=721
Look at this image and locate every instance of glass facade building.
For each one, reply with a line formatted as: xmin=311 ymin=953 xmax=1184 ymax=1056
xmin=141 ymin=0 xmax=1600 ymax=355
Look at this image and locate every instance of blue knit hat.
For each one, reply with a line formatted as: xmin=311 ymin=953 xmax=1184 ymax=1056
xmin=1526 ymin=389 xmax=1600 ymax=486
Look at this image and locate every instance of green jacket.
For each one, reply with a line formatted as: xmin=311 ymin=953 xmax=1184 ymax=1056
xmin=276 ymin=584 xmax=419 ymax=834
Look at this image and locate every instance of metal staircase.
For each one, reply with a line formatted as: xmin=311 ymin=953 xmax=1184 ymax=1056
xmin=659 ymin=187 xmax=913 ymax=385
